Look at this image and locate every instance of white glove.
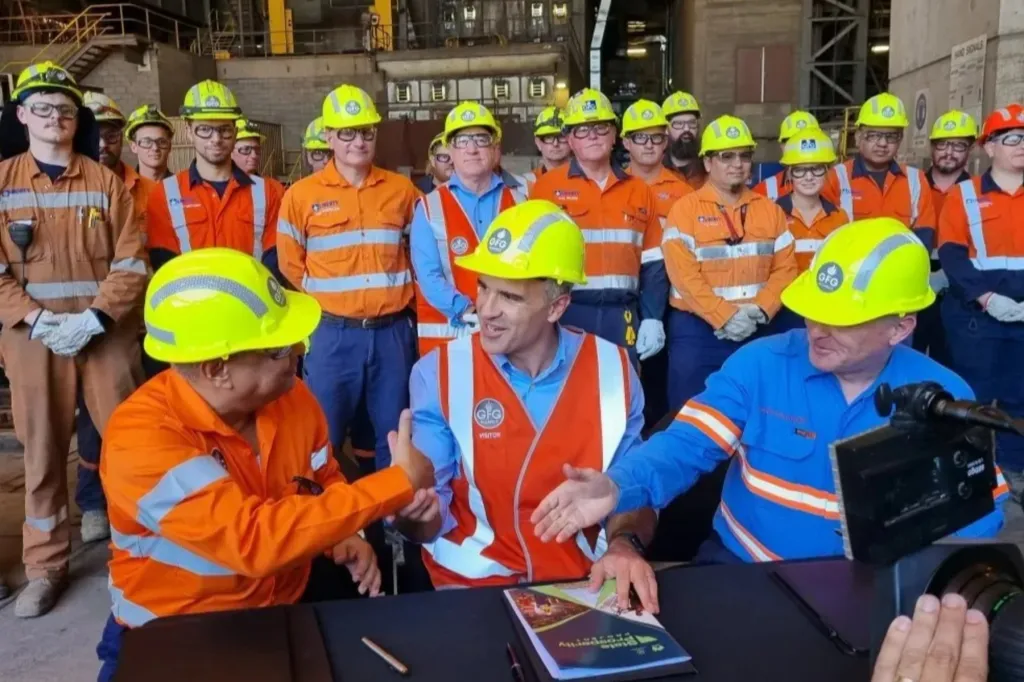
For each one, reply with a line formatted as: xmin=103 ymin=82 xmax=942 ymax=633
xmin=635 ymin=319 xmax=666 ymax=361
xmin=28 ymin=310 xmax=70 ymax=345
xmin=738 ymin=303 xmax=767 ymax=324
xmin=45 ymin=310 xmax=105 ymax=356
xmin=983 ymin=294 xmax=1024 ymax=323
xmin=929 ymin=270 xmax=949 ymax=294
xmin=715 ymin=309 xmax=758 ymax=342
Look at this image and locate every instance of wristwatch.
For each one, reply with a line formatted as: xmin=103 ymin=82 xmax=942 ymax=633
xmin=612 ymin=531 xmax=647 ymax=558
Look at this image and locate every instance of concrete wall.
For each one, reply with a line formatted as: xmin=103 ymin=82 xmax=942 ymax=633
xmin=156 ymin=44 xmax=217 ymax=114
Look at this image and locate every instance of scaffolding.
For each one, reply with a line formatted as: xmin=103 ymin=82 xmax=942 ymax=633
xmin=799 ymin=0 xmax=870 ymax=125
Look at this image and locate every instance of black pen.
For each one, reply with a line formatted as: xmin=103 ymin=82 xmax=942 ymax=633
xmin=507 ymin=642 xmax=526 ymax=682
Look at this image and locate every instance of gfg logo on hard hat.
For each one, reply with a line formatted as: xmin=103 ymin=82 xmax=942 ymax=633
xmin=726 ymin=126 xmax=740 ymax=138
xmin=487 ymin=228 xmax=513 ymax=254
xmin=801 ymin=139 xmax=818 ymax=151
xmin=345 ymin=100 xmax=361 ymax=116
xmin=473 ymin=399 xmax=505 ymax=429
xmin=816 ymin=262 xmax=844 ymax=293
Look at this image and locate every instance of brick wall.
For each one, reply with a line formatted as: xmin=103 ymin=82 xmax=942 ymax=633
xmin=81 ymin=51 xmax=161 ymax=116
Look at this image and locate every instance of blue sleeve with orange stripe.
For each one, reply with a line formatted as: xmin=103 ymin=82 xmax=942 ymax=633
xmin=608 ymin=346 xmax=753 ymax=512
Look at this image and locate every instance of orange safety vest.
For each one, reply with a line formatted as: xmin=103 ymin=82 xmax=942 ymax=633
xmin=421 ymin=331 xmax=630 ymax=588
xmin=414 ymin=184 xmax=523 ymax=356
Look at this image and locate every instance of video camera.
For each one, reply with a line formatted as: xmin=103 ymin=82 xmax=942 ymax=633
xmin=828 ymin=382 xmax=1024 ymax=681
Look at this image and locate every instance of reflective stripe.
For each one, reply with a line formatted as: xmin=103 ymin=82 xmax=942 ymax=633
xmin=764 ymin=176 xmax=778 ymax=200
xmin=510 ymin=188 xmax=527 ymax=204
xmin=523 ymin=171 xmax=537 ymax=186
xmin=574 ymin=275 xmax=639 ymax=291
xmin=25 ymin=506 xmax=68 ymax=533
xmin=833 ymin=164 xmax=854 ymax=220
xmin=714 ymin=283 xmax=764 ymax=300
xmin=995 ymin=470 xmax=1010 ymax=498
xmin=311 ymin=445 xmax=328 ymax=471
xmin=0 ymin=191 xmax=110 ymax=211
xmin=775 ymin=230 xmax=794 ymax=252
xmin=694 ymin=241 xmax=773 ymax=262
xmin=930 ymin=247 xmax=939 ymax=260
xmin=278 ymin=218 xmax=305 ymax=247
xmin=738 ymin=450 xmax=840 ymax=519
xmin=306 ymin=229 xmax=403 ymax=252
xmin=109 ymin=578 xmax=157 ymax=628
xmin=25 ymin=281 xmax=100 ymax=299
xmin=959 ymin=181 xmax=1024 ymax=268
xmin=719 ymin=501 xmax=781 ymax=563
xmin=111 ymin=528 xmax=234 ymax=576
xmin=795 ymin=238 xmax=823 ymax=253
xmin=110 ymin=257 xmax=148 ymax=275
xmin=136 ymin=456 xmax=229 ymax=534
xmin=852 ymin=232 xmax=918 ymax=292
xmin=417 ymin=322 xmax=465 ymax=339
xmin=424 ymin=191 xmax=453 ymax=280
xmin=250 ymin=176 xmax=266 ymax=260
xmin=162 ymin=177 xmax=192 ymax=253
xmin=145 ymin=321 xmax=175 ymax=344
xmin=675 ymin=401 xmax=740 ymax=454
xmin=150 ymin=275 xmax=268 ymax=318
xmin=302 ymin=270 xmax=412 ymax=293
xmin=658 ymin=216 xmax=667 ymax=229
xmin=580 ymin=229 xmax=643 ymax=246
xmin=520 ymin=213 xmax=568 ymax=253
xmin=641 ymin=246 xmax=664 ymax=264
xmin=907 ymin=167 xmax=921 ymax=226
xmin=662 ymin=227 xmax=696 ymax=250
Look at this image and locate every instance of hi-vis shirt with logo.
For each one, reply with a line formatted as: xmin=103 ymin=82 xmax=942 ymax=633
xmin=606 ymin=330 xmax=1010 ymax=563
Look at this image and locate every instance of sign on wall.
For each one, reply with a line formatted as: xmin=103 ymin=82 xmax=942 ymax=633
xmin=949 ymin=34 xmax=987 ymax=125
xmin=913 ymin=88 xmax=930 ymax=150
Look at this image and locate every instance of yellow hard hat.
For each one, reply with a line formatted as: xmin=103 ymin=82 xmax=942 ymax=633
xmin=443 ymin=101 xmax=500 ymax=144
xmin=180 ymin=80 xmax=241 ymax=121
xmin=235 ymin=117 xmax=264 ymax=142
xmin=534 ymin=106 xmax=565 ymax=136
xmin=303 ymin=117 xmax=330 ymax=150
xmin=662 ymin=91 xmax=700 ymax=118
xmin=780 ymin=218 xmax=934 ymax=326
xmin=83 ymin=91 xmax=125 ymax=125
xmin=780 ymin=129 xmax=837 ymax=166
xmin=699 ymin=115 xmax=757 ymax=156
xmin=124 ymin=104 xmax=173 ymax=141
xmin=428 ymin=132 xmax=446 ymax=154
xmin=12 ymin=61 xmax=82 ymax=104
xmin=322 ymin=84 xmax=381 ymax=130
xmin=455 ymin=200 xmax=587 ymax=285
xmin=143 ymin=248 xmax=322 ymax=364
xmin=778 ymin=110 xmax=819 ymax=142
xmin=621 ymin=99 xmax=668 ymax=136
xmin=856 ymin=93 xmax=909 ymax=128
xmin=930 ymin=109 xmax=979 ymax=141
xmin=562 ymin=88 xmax=617 ymax=127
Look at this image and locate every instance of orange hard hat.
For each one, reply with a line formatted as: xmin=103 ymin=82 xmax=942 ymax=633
xmin=981 ymin=104 xmax=1024 ymax=142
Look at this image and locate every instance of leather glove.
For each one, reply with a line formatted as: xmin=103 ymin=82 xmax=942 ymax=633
xmin=715 ymin=309 xmax=758 ymax=342
xmin=929 ymin=270 xmax=949 ymax=294
xmin=28 ymin=310 xmax=70 ymax=346
xmin=635 ymin=319 xmax=666 ymax=361
xmin=983 ymin=293 xmax=1024 ymax=323
xmin=46 ymin=310 xmax=105 ymax=357
xmin=738 ymin=303 xmax=768 ymax=324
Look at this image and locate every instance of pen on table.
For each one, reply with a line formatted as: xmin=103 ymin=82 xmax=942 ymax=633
xmin=507 ymin=642 xmax=526 ymax=682
xmin=361 ymin=636 xmax=409 ymax=676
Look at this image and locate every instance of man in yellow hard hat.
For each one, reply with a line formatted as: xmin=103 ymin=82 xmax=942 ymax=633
xmin=124 ymin=104 xmax=174 ymax=181
xmin=531 ymin=218 xmax=1009 ymax=564
xmin=520 ymin=106 xmax=571 ymax=193
xmin=823 ymin=93 xmax=936 ymax=251
xmin=232 ymin=117 xmax=265 ymax=176
xmin=752 ymin=110 xmax=820 ymax=200
xmin=98 ymin=248 xmax=436 ymax=681
xmin=410 ymin=101 xmax=525 ymax=357
xmin=395 ymin=200 xmax=659 ymax=611
xmin=302 ymin=116 xmax=333 ymax=174
xmin=415 ymin=132 xmax=452 ymax=194
xmin=0 ymin=62 xmax=147 ymax=615
xmin=531 ymin=89 xmax=666 ymax=368
xmin=661 ymin=91 xmax=705 ymax=188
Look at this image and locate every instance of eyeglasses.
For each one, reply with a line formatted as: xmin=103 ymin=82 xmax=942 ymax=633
xmin=538 ymin=133 xmax=566 ymax=145
xmin=234 ymin=144 xmax=260 ymax=156
xmin=135 ymin=137 xmax=171 ymax=150
xmin=789 ymin=165 xmax=828 ymax=178
xmin=570 ymin=123 xmax=613 ymax=139
xmin=933 ymin=140 xmax=970 ymax=153
xmin=308 ymin=149 xmax=331 ymax=162
xmin=192 ymin=124 xmax=236 ymax=140
xmin=27 ymin=102 xmax=77 ymax=120
xmin=99 ymin=130 xmax=122 ymax=145
xmin=670 ymin=119 xmax=700 ymax=131
xmin=450 ymin=132 xmax=495 ymax=149
xmin=714 ymin=150 xmax=755 ymax=164
xmin=335 ymin=127 xmax=377 ymax=142
xmin=993 ymin=133 xmax=1024 ymax=147
xmin=627 ymin=132 xmax=668 ymax=146
xmin=432 ymin=152 xmax=452 ymax=164
xmin=263 ymin=346 xmax=293 ymax=361
xmin=863 ymin=131 xmax=902 ymax=145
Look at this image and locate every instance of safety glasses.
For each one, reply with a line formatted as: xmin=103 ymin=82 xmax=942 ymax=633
xmin=670 ymin=118 xmax=699 ymax=131
xmin=263 ymin=346 xmax=293 ymax=361
xmin=192 ymin=124 xmax=236 ymax=140
xmin=27 ymin=102 xmax=77 ymax=120
xmin=993 ymin=133 xmax=1024 ymax=147
xmin=99 ymin=129 xmax=123 ymax=145
xmin=933 ymin=140 xmax=970 ymax=153
xmin=450 ymin=132 xmax=495 ymax=149
xmin=538 ymin=133 xmax=567 ymax=145
xmin=713 ymin=150 xmax=754 ymax=164
xmin=627 ymin=132 xmax=668 ymax=146
xmin=136 ymin=137 xmax=171 ymax=150
xmin=789 ymin=165 xmax=827 ymax=179
xmin=570 ymin=123 xmax=613 ymax=139
xmin=308 ymin=149 xmax=331 ymax=162
xmin=335 ymin=127 xmax=377 ymax=142
xmin=863 ymin=131 xmax=902 ymax=145
xmin=432 ymin=152 xmax=452 ymax=164
xmin=234 ymin=144 xmax=260 ymax=156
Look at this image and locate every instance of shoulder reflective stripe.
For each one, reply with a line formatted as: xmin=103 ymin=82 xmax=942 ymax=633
xmin=110 ymin=257 xmax=148 ymax=275
xmin=595 ymin=338 xmax=627 ymax=472
xmin=109 ymin=578 xmax=157 ymax=628
xmin=573 ymin=275 xmax=639 ymax=291
xmin=24 ymin=281 xmax=100 ymax=299
xmin=251 ymin=176 xmax=266 ymax=260
xmin=675 ymin=401 xmax=740 ymax=454
xmin=25 ymin=505 xmax=68 ymax=533
xmin=425 ymin=191 xmax=453 ymax=280
xmin=774 ymin=230 xmax=794 ymax=252
xmin=795 ymin=238 xmax=824 ymax=253
xmin=302 ymin=270 xmax=411 ymax=293
xmin=737 ymin=450 xmax=839 ymax=519
xmin=833 ymin=164 xmax=854 ymax=219
xmin=906 ymin=167 xmax=921 ymax=226
xmin=694 ymin=241 xmax=774 ymax=261
xmin=971 ymin=256 xmax=1024 ymax=270
xmin=278 ymin=218 xmax=305 ymax=247
xmin=110 ymin=528 xmax=235 ymax=576
xmin=162 ymin=176 xmax=192 ymax=253
xmin=765 ymin=176 xmax=778 ymax=200
xmin=718 ymin=501 xmax=781 ymax=562
xmin=150 ymin=275 xmax=268 ymax=317
xmin=713 ymin=283 xmax=764 ymax=300
xmin=306 ymin=229 xmax=403 ymax=252
xmin=580 ymin=229 xmax=644 ymax=246
xmin=960 ymin=181 xmax=986 ymax=260
xmin=662 ymin=227 xmax=696 ymax=251
xmin=641 ymin=246 xmax=664 ymax=263
xmin=136 ymin=456 xmax=229 ymax=534
xmin=311 ymin=445 xmax=328 ymax=471
xmin=417 ymin=322 xmax=462 ymax=339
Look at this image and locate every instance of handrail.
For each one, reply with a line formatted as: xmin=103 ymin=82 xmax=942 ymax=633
xmin=0 ymin=9 xmax=107 ymax=75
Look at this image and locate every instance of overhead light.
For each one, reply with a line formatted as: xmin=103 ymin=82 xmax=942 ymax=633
xmin=555 ymin=80 xmax=568 ymax=89
xmin=871 ymin=44 xmax=889 ymax=53
xmin=626 ymin=46 xmax=647 ymax=58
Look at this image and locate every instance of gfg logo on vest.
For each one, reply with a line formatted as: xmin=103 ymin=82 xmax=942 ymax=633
xmin=474 ymin=398 xmax=505 ymax=430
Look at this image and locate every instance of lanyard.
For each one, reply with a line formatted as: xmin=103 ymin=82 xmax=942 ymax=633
xmin=717 ymin=204 xmax=748 ymax=244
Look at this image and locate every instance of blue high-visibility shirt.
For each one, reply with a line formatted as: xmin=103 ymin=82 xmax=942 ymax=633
xmin=608 ymin=330 xmax=1009 ymax=562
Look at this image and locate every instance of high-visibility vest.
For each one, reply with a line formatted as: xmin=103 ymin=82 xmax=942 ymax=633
xmin=421 ymin=331 xmax=629 ymax=588
xmin=414 ymin=184 xmax=524 ymax=357
xmin=833 ymin=162 xmax=922 ymax=227
xmin=161 ymin=174 xmax=269 ymax=259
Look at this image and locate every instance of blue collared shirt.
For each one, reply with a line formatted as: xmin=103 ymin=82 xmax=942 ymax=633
xmin=410 ymin=326 xmax=646 ymax=538
xmin=409 ymin=172 xmax=518 ymax=322
xmin=608 ymin=330 xmax=1007 ymax=562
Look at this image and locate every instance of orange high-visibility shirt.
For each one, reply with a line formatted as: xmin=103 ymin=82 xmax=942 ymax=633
xmin=753 ymin=169 xmax=790 ymax=201
xmin=774 ymin=195 xmax=851 ymax=272
xmin=627 ymin=165 xmax=694 ymax=221
xmin=663 ymin=183 xmax=798 ymax=329
xmin=277 ymin=164 xmax=420 ymax=318
xmin=120 ymin=164 xmax=156 ymax=235
xmin=102 ymin=370 xmax=414 ymax=627
xmin=927 ymin=168 xmax=972 ymax=230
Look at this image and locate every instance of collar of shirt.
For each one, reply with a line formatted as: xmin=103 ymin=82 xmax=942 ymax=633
xmin=852 ymin=156 xmax=902 ymax=180
xmin=188 ymin=160 xmax=252 ymax=190
xmin=695 ymin=180 xmax=757 ymax=207
xmin=977 ymin=169 xmax=1024 ymax=195
xmin=568 ymin=157 xmax=629 ymax=183
xmin=318 ymin=162 xmax=384 ymax=189
xmin=497 ymin=168 xmax=527 ymax=192
xmin=448 ymin=171 xmax=504 ymax=197
xmin=492 ymin=325 xmax=579 ymax=387
xmin=120 ymin=162 xmax=140 ymax=191
xmin=925 ymin=167 xmax=971 ymax=189
xmin=776 ymin=194 xmax=840 ymax=219
xmin=27 ymin=152 xmax=83 ymax=180
xmin=626 ymin=165 xmax=680 ymax=188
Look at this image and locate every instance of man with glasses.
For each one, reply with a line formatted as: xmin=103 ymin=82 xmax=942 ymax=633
xmin=416 ymin=133 xmax=453 ymax=194
xmin=662 ymin=91 xmax=706 ymax=189
xmin=145 ymin=80 xmax=283 ymax=277
xmin=752 ymin=110 xmax=820 ymax=201
xmin=938 ymin=103 xmax=1024 ymax=501
xmin=232 ymin=118 xmax=265 ymax=176
xmin=0 ymin=62 xmax=147 ymax=616
xmin=521 ymin=106 xmax=571 ymax=193
xmin=124 ymin=104 xmax=174 ymax=181
xmin=823 ymin=93 xmax=936 ymax=251
xmin=410 ymin=101 xmax=525 ymax=357
xmin=531 ymin=89 xmax=666 ymax=367
xmin=302 ymin=117 xmax=333 ymax=175
xmin=661 ymin=115 xmax=797 ymax=411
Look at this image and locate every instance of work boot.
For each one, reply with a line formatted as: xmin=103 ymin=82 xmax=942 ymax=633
xmin=80 ymin=509 xmax=111 ymax=544
xmin=14 ymin=576 xmax=66 ymax=618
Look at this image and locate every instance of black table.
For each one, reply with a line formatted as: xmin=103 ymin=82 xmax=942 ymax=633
xmin=115 ymin=559 xmax=873 ymax=682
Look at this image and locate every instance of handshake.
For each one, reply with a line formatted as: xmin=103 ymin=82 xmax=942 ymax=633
xmin=386 ymin=410 xmax=442 ymax=537
xmin=714 ymin=303 xmax=768 ymax=343
xmin=980 ymin=293 xmax=1024 ymax=323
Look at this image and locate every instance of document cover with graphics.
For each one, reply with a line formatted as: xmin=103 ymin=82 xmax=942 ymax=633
xmin=503 ymin=580 xmax=696 ymax=681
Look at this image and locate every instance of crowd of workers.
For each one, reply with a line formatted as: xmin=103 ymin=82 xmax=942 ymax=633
xmin=0 ymin=57 xmax=1019 ymax=681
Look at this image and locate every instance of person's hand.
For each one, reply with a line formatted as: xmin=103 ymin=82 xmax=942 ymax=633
xmin=981 ymin=293 xmax=1024 ymax=323
xmin=930 ymin=270 xmax=949 ymax=294
xmin=386 ymin=488 xmax=440 ymax=525
xmin=870 ymin=593 xmax=988 ymax=682
xmin=388 ymin=409 xmax=435 ymax=490
xmin=331 ymin=535 xmax=382 ymax=597
xmin=46 ymin=309 xmax=104 ymax=356
xmin=715 ymin=310 xmax=758 ymax=342
xmin=28 ymin=310 xmax=67 ymax=345
xmin=635 ymin=319 xmax=666 ymax=361
xmin=589 ymin=537 xmax=659 ymax=614
xmin=738 ymin=303 xmax=767 ymax=324
xmin=531 ymin=464 xmax=619 ymax=543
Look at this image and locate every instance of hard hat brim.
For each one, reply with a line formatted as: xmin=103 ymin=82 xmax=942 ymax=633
xmin=780 ymin=272 xmax=936 ymax=327
xmin=454 ymin=252 xmax=587 ymax=286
